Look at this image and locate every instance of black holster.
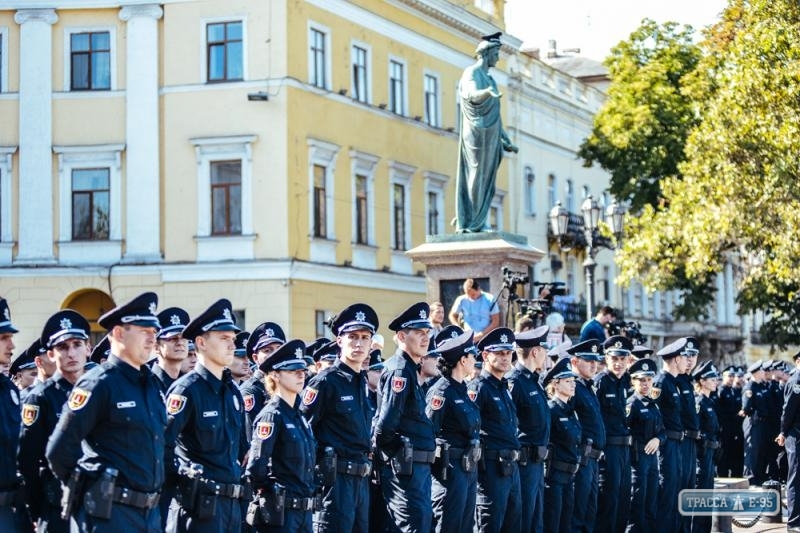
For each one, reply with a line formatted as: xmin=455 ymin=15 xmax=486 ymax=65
xmin=83 ymin=471 xmax=116 ymax=519
xmin=390 ymin=437 xmax=413 ymax=476
xmin=462 ymin=440 xmax=481 ymax=473
xmin=42 ymin=470 xmax=63 ymax=507
xmin=246 ymin=484 xmax=285 ymax=527
xmin=436 ymin=442 xmax=450 ymax=481
xmin=317 ymin=447 xmax=337 ymax=487
xmin=60 ymin=467 xmax=85 ymax=520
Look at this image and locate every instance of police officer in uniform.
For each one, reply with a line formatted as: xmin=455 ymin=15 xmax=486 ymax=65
xmin=717 ymin=365 xmax=744 ymax=477
xmin=46 ymin=292 xmax=166 ymax=532
xmin=164 ymin=299 xmax=248 ymax=533
xmin=543 ymin=357 xmax=581 ymax=533
xmin=231 ymin=331 xmax=252 ymax=385
xmin=567 ymin=339 xmax=605 ymax=533
xmin=596 ymin=335 xmax=634 ymax=533
xmin=652 ymin=338 xmax=690 ymax=533
xmin=246 ymin=340 xmax=316 ymax=532
xmin=508 ymin=325 xmax=550 ymax=533
xmin=9 ymin=347 xmax=38 ymax=394
xmin=19 ymin=310 xmax=91 ymax=533
xmin=300 ymin=303 xmax=377 ymax=532
xmin=626 ymin=358 xmax=664 ymax=533
xmin=426 ymin=330 xmax=481 ymax=533
xmin=240 ymin=322 xmax=286 ymax=437
xmin=471 ymin=327 xmax=522 ymax=533
xmin=373 ymin=302 xmax=436 ymax=533
xmin=742 ymin=360 xmax=769 ymax=486
xmin=89 ymin=336 xmax=110 ymax=365
xmin=676 ymin=338 xmax=701 ymax=533
xmin=153 ymin=307 xmax=191 ymax=397
xmin=692 ymin=360 xmax=721 ymax=533
xmin=18 ymin=338 xmax=56 ymax=402
xmin=779 ymin=351 xmax=800 ymax=532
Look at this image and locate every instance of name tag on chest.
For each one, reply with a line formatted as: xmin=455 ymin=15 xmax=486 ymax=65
xmin=286 ymin=423 xmax=296 ymax=429
xmin=454 ymin=399 xmax=464 ymax=404
xmin=202 ymin=411 xmax=219 ymax=418
xmin=340 ymin=395 xmax=354 ymax=401
xmin=117 ymin=401 xmax=136 ymax=409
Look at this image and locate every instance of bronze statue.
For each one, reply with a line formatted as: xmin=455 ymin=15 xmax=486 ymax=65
xmin=455 ymin=33 xmax=518 ymax=233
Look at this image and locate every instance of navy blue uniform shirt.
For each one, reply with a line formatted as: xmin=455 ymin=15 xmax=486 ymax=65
xmin=152 ymin=364 xmax=180 ymax=398
xmin=548 ymin=397 xmax=582 ymax=465
xmin=626 ymin=393 xmax=665 ymax=445
xmin=300 ymin=358 xmax=372 ymax=460
xmin=471 ymin=371 xmax=520 ymax=451
xmin=595 ymin=370 xmax=631 ymax=437
xmin=426 ymin=376 xmax=481 ymax=448
xmin=0 ymin=373 xmax=21 ymax=489
xmin=782 ymin=373 xmax=800 ymax=437
xmin=696 ymin=394 xmax=720 ymax=442
xmin=572 ymin=377 xmax=606 ymax=449
xmin=46 ymin=355 xmax=166 ymax=492
xmin=742 ymin=380 xmax=769 ymax=417
xmin=653 ymin=372 xmax=683 ymax=433
xmin=246 ymin=395 xmax=316 ymax=498
xmin=164 ymin=364 xmax=247 ymax=484
xmin=373 ymin=350 xmax=435 ymax=454
xmin=677 ymin=374 xmax=700 ymax=432
xmin=240 ymin=370 xmax=268 ymax=435
xmin=717 ymin=385 xmax=742 ymax=433
xmin=507 ymin=364 xmax=550 ymax=447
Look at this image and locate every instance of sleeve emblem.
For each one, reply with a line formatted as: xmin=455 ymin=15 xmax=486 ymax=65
xmin=467 ymin=389 xmax=478 ymax=402
xmin=650 ymin=387 xmax=661 ymax=400
xmin=302 ymin=387 xmax=318 ymax=406
xmin=68 ymin=388 xmax=92 ymax=411
xmin=391 ymin=376 xmax=407 ymax=393
xmin=166 ymin=393 xmax=188 ymax=415
xmin=256 ymin=421 xmax=274 ymax=440
xmin=430 ymin=395 xmax=445 ymax=411
xmin=22 ymin=404 xmax=40 ymax=426
xmin=243 ymin=394 xmax=255 ymax=412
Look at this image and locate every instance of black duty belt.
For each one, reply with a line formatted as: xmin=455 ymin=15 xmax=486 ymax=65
xmin=197 ymin=479 xmax=247 ymax=499
xmin=112 ymin=486 xmax=160 ymax=510
xmin=411 ymin=450 xmax=437 ymax=464
xmin=606 ymin=435 xmax=632 ymax=446
xmin=483 ymin=449 xmax=521 ymax=462
xmin=521 ymin=445 xmax=549 ymax=463
xmin=702 ymin=440 xmax=721 ymax=450
xmin=286 ymin=496 xmax=315 ymax=511
xmin=336 ymin=459 xmax=371 ymax=477
xmin=549 ymin=460 xmax=580 ymax=474
xmin=684 ymin=430 xmax=701 ymax=440
xmin=0 ymin=489 xmax=14 ymax=507
xmin=666 ymin=430 xmax=684 ymax=441
xmin=752 ymin=415 xmax=768 ymax=423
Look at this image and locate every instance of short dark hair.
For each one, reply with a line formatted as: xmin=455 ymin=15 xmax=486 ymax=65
xmin=463 ymin=278 xmax=480 ymax=291
xmin=598 ymin=306 xmax=615 ymax=317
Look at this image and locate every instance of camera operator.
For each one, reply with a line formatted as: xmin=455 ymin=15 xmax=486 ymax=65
xmin=448 ymin=279 xmax=499 ymax=342
xmin=579 ymin=306 xmax=615 ymax=343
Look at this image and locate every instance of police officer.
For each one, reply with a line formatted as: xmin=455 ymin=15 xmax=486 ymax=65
xmin=312 ymin=340 xmax=339 ymax=375
xmin=164 ymin=299 xmax=248 ymax=533
xmin=508 ymin=325 xmax=550 ymax=533
xmin=742 ymin=360 xmax=770 ymax=486
xmin=764 ymin=361 xmax=784 ymax=482
xmin=596 ymin=335 xmax=633 ymax=533
xmin=17 ymin=338 xmax=55 ymax=402
xmin=89 ymin=335 xmax=110 ymax=365
xmin=231 ymin=331 xmax=252 ymax=385
xmin=630 ymin=345 xmax=654 ymax=361
xmin=153 ymin=307 xmax=191 ymax=397
xmin=717 ymin=365 xmax=744 ymax=477
xmin=246 ymin=340 xmax=316 ymax=532
xmin=46 ymin=292 xmax=166 ymax=532
xmin=653 ymin=338 xmax=690 ymax=533
xmin=300 ymin=304 xmax=377 ymax=532
xmin=240 ymin=322 xmax=286 ymax=436
xmin=373 ymin=302 xmax=436 ymax=533
xmin=626 ymin=358 xmax=664 ymax=533
xmin=472 ymin=327 xmax=522 ymax=533
xmin=692 ymin=360 xmax=721 ymax=533
xmin=779 ymin=351 xmax=800 ymax=532
xmin=19 ymin=310 xmax=91 ymax=533
xmin=425 ymin=330 xmax=481 ymax=533
xmin=543 ymin=357 xmax=581 ymax=533
xmin=9 ymin=347 xmax=38 ymax=393
xmin=568 ymin=339 xmax=605 ymax=533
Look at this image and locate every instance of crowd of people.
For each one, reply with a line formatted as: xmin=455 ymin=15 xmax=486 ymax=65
xmin=0 ymin=291 xmax=799 ymax=533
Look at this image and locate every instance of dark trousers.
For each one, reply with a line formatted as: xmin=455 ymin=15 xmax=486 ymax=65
xmin=572 ymin=456 xmax=598 ymax=533
xmin=657 ymin=438 xmax=683 ymax=533
xmin=787 ymin=435 xmax=800 ymax=528
xmin=431 ymin=457 xmax=477 ymax=533
xmin=314 ymin=473 xmax=370 ymax=533
xmin=167 ymin=495 xmax=241 ymax=533
xmin=717 ymin=430 xmax=744 ymax=477
xmin=544 ymin=469 xmax=575 ymax=533
xmin=691 ymin=445 xmax=716 ymax=533
xmin=380 ymin=463 xmax=432 ymax=533
xmin=75 ymin=502 xmax=161 ymax=533
xmin=37 ymin=501 xmax=69 ymax=533
xmin=368 ymin=475 xmax=393 ymax=533
xmin=476 ymin=458 xmax=521 ymax=533
xmin=626 ymin=446 xmax=658 ymax=533
xmin=257 ymin=509 xmax=312 ymax=532
xmin=744 ymin=419 xmax=768 ymax=485
xmin=0 ymin=505 xmax=32 ymax=533
xmin=519 ymin=461 xmax=545 ymax=533
xmin=679 ymin=439 xmax=697 ymax=533
xmin=597 ymin=444 xmax=632 ymax=533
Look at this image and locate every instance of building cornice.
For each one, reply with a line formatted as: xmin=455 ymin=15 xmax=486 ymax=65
xmin=1 ymin=0 xmax=186 ymax=9
xmin=13 ymin=9 xmax=57 ymax=25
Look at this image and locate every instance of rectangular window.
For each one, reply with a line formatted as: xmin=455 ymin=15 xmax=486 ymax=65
xmin=427 ymin=191 xmax=440 ymax=235
xmin=72 ymin=168 xmax=110 ymax=240
xmin=315 ymin=310 xmax=331 ymax=337
xmin=352 ymin=45 xmax=368 ymax=103
xmin=310 ymin=28 xmax=327 ymax=89
xmin=355 ymin=174 xmax=369 ymax=244
xmin=525 ymin=167 xmax=536 ymax=215
xmin=548 ymin=174 xmax=557 ymax=209
xmin=70 ymin=31 xmax=111 ymax=91
xmin=392 ymin=182 xmax=406 ymax=251
xmin=489 ymin=206 xmax=499 ymax=231
xmin=207 ymin=21 xmax=243 ymax=82
xmin=210 ymin=160 xmax=242 ymax=235
xmin=389 ymin=60 xmax=405 ymax=115
xmin=313 ymin=164 xmax=327 ymax=238
xmin=424 ymin=73 xmax=439 ymax=127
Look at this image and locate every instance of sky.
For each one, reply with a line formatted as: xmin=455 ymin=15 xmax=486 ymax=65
xmin=504 ymin=0 xmax=729 ymax=62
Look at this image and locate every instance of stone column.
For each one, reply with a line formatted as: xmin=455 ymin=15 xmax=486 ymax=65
xmin=119 ymin=4 xmax=163 ymax=262
xmin=14 ymin=9 xmax=57 ymax=264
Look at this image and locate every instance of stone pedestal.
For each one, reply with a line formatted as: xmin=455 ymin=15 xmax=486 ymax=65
xmin=406 ymin=232 xmax=546 ymax=328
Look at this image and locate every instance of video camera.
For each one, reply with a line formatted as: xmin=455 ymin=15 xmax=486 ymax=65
xmin=607 ymin=319 xmax=647 ymax=345
xmin=501 ymin=267 xmax=529 ymax=293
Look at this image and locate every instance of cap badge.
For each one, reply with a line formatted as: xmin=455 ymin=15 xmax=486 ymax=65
xmin=451 ymin=331 xmax=459 ymax=338
xmin=265 ymin=328 xmax=274 ymax=338
xmin=419 ymin=310 xmax=427 ymax=319
xmin=592 ymin=345 xmax=599 ymax=353
xmin=60 ymin=318 xmax=72 ymax=330
xmin=3 ymin=308 xmax=9 ymax=320
xmin=223 ymin=308 xmax=232 ymax=321
xmin=148 ymin=302 xmax=157 ymax=315
xmin=687 ymin=341 xmax=694 ymax=349
xmin=614 ymin=341 xmax=622 ymax=349
xmin=170 ymin=315 xmax=181 ymax=326
xmin=500 ymin=334 xmax=508 ymax=343
xmin=295 ymin=347 xmax=304 ymax=358
xmin=355 ymin=311 xmax=366 ymax=322
xmin=643 ymin=362 xmax=649 ymax=371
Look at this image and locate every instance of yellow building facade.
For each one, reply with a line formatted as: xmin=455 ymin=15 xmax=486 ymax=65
xmin=0 ymin=0 xmax=517 ymax=345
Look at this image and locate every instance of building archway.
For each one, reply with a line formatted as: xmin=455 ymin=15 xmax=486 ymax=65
xmin=62 ymin=289 xmax=115 ymax=346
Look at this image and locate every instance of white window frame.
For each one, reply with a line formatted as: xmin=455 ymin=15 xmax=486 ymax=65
xmin=423 ymin=70 xmax=441 ymax=128
xmin=308 ymin=138 xmax=340 ymax=264
xmin=350 ymin=40 xmax=371 ymax=104
xmin=424 ymin=171 xmax=448 ymax=236
xmin=389 ymin=161 xmax=414 ymax=253
xmin=350 ymin=150 xmax=378 ymax=247
xmin=190 ymin=135 xmax=256 ymax=261
xmin=307 ymin=20 xmax=331 ymax=90
xmin=63 ymin=26 xmax=118 ymax=92
xmin=548 ymin=173 xmax=557 ymax=209
xmin=565 ymin=179 xmax=575 ymax=212
xmin=388 ymin=56 xmax=408 ymax=116
xmin=0 ymin=146 xmax=15 ymax=244
xmin=0 ymin=27 xmax=8 ymax=93
xmin=200 ymin=16 xmax=248 ymax=84
xmin=53 ymin=144 xmax=123 ymax=264
xmin=524 ymin=166 xmax=536 ymax=216
xmin=490 ymin=190 xmax=505 ymax=232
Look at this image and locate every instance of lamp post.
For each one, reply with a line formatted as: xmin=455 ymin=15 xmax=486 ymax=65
xmin=549 ymin=196 xmax=626 ymax=321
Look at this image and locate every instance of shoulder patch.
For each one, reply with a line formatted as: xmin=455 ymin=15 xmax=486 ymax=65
xmin=10 ymin=388 xmax=19 ymax=406
xmin=303 ymin=387 xmax=318 ymax=406
xmin=793 ymin=384 xmax=800 ymax=394
xmin=68 ymin=388 xmax=91 ymax=411
xmin=243 ymin=393 xmax=255 ymax=412
xmin=650 ymin=387 xmax=661 ymax=400
xmin=745 ymin=390 xmax=753 ymax=398
xmin=467 ymin=389 xmax=478 ymax=402
xmin=256 ymin=421 xmax=274 ymax=440
xmin=22 ymin=404 xmax=40 ymax=426
xmin=625 ymin=403 xmax=631 ymax=417
xmin=391 ymin=376 xmax=407 ymax=393
xmin=166 ymin=393 xmax=188 ymax=415
xmin=430 ymin=395 xmax=445 ymax=411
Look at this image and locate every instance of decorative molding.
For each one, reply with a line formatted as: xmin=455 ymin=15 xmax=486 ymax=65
xmin=119 ymin=4 xmax=163 ymax=21
xmin=14 ymin=9 xmax=57 ymax=25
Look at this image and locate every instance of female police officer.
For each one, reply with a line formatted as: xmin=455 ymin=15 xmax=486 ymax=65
xmin=543 ymin=357 xmax=581 ymax=533
xmin=426 ymin=330 xmax=481 ymax=533
xmin=245 ymin=340 xmax=315 ymax=532
xmin=692 ymin=360 xmax=721 ymax=533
